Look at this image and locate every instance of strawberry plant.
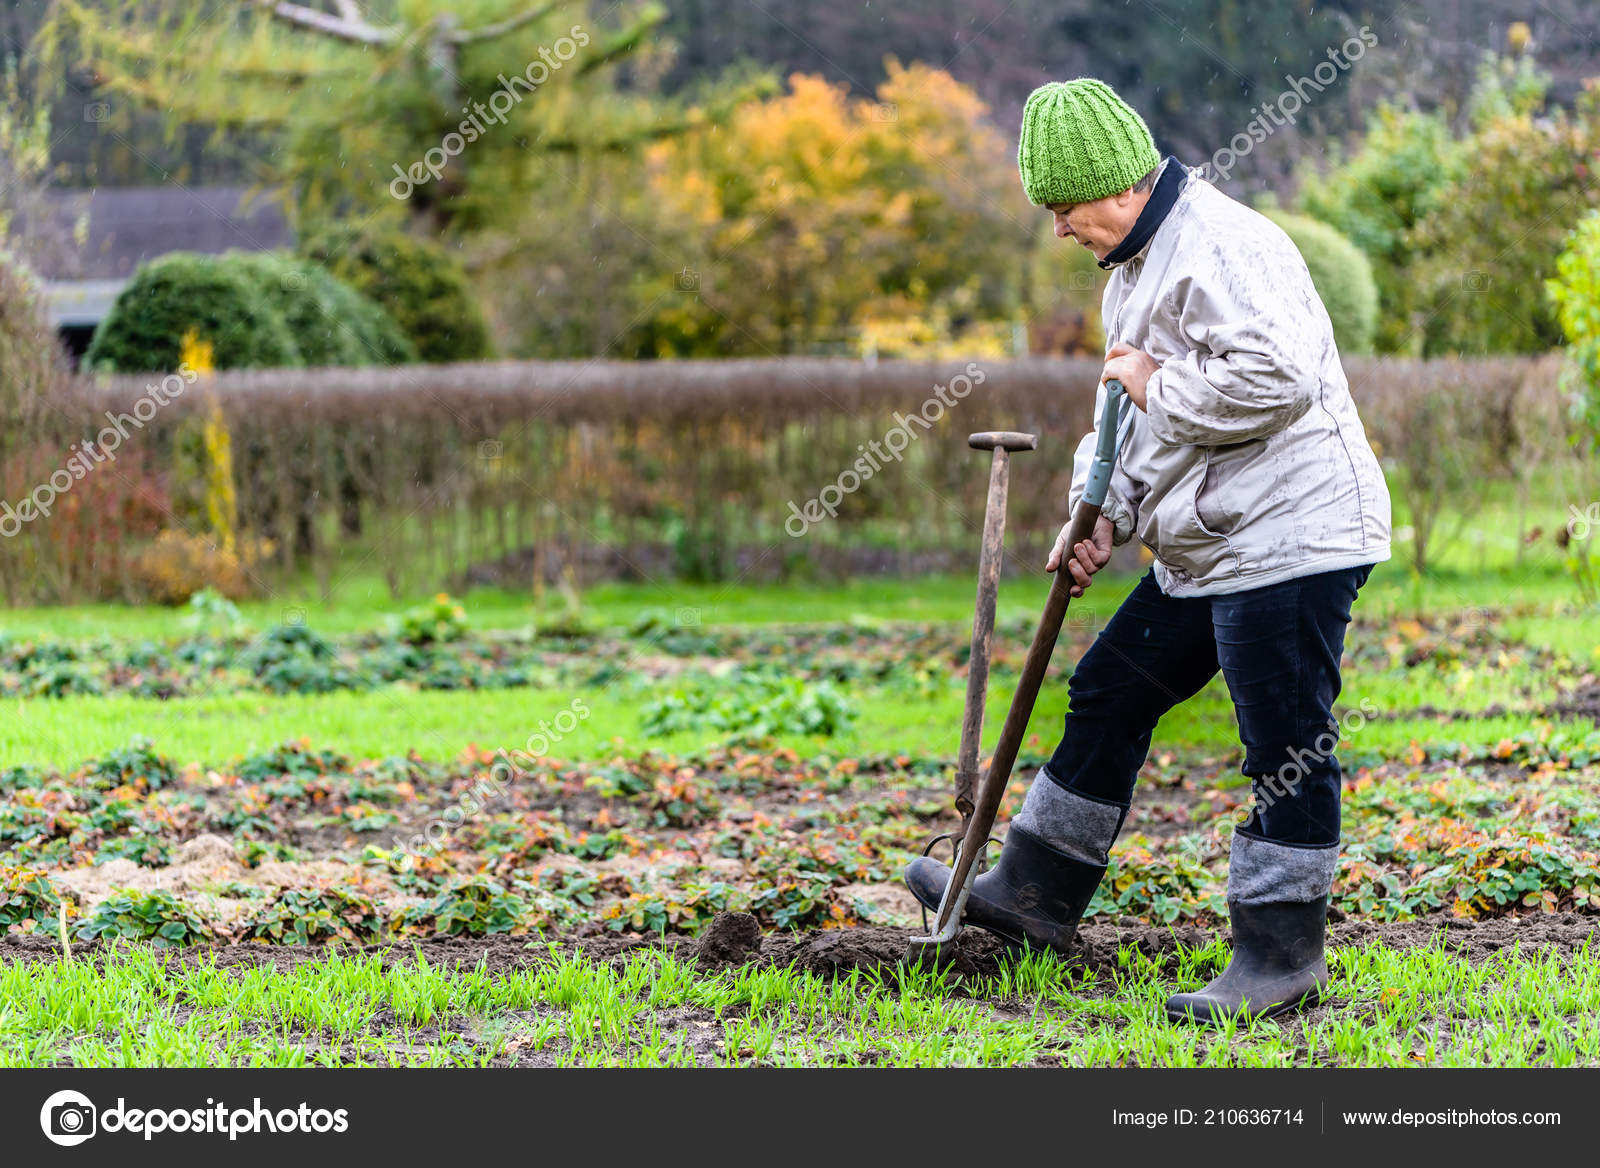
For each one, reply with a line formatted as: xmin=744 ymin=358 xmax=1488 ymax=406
xmin=563 ymin=828 xmax=632 ymax=861
xmin=397 ymin=877 xmax=536 ymax=936
xmin=1090 ymin=842 xmax=1227 ymax=924
xmin=77 ymin=890 xmax=216 ymax=946
xmin=748 ymin=869 xmax=858 ymax=930
xmin=237 ymin=741 xmax=349 ymax=783
xmin=242 ymin=885 xmax=386 ymax=945
xmin=92 ymin=833 xmax=174 ymax=867
xmin=392 ymin=593 xmax=468 ymax=646
xmin=601 ymin=881 xmax=744 ymax=935
xmin=82 ymin=738 xmax=177 ymax=790
xmin=640 ymin=668 xmax=856 ymax=739
xmin=0 ymin=865 xmax=69 ymax=937
xmin=645 ymin=774 xmax=722 ymax=828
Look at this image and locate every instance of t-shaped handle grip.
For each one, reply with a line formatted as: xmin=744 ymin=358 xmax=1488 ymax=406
xmin=968 ymin=431 xmax=1037 ymax=453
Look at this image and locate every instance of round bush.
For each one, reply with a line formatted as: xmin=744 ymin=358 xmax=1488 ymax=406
xmin=85 ymin=252 xmax=303 ymax=373
xmin=225 ymin=252 xmax=417 ymax=367
xmin=298 ymin=226 xmax=493 ymax=363
xmin=1264 ymin=210 xmax=1380 ymax=356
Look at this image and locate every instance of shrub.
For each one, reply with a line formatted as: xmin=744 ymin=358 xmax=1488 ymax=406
xmin=1263 ymin=210 xmax=1379 ymax=356
xmin=1295 ymin=103 xmax=1463 ymax=355
xmin=1408 ymin=68 xmax=1600 ymax=357
xmin=298 ymin=227 xmax=492 ymax=363
xmin=0 ymin=252 xmax=69 ymax=441
xmin=224 ymin=252 xmax=416 ymax=367
xmin=84 ymin=252 xmax=303 ymax=373
xmin=126 ymin=529 xmax=270 ymax=605
xmin=1546 ymin=208 xmax=1600 ymax=448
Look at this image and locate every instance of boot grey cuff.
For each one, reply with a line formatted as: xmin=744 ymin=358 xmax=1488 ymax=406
xmin=1228 ymin=832 xmax=1338 ymax=905
xmin=1010 ymin=768 xmax=1126 ymax=867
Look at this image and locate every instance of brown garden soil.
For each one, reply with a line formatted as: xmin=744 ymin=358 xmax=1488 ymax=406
xmin=6 ymin=909 xmax=1594 ymax=984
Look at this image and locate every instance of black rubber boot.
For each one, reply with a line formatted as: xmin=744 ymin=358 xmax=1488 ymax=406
xmin=903 ymin=826 xmax=1104 ymax=956
xmin=1164 ymin=898 xmax=1329 ymax=1024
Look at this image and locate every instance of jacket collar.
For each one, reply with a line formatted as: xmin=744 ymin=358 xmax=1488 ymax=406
xmin=1097 ymin=156 xmax=1186 ymax=271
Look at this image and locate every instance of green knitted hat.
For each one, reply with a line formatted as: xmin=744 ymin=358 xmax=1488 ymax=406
xmin=1017 ymin=79 xmax=1161 ymax=206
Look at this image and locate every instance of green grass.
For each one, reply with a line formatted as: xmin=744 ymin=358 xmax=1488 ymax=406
xmin=6 ymin=609 xmax=1586 ymax=771
xmin=2 ymin=478 xmax=1596 ymax=1069
xmin=3 ymin=936 xmax=1596 ymax=1067
xmin=2 ymin=537 xmax=1585 ymax=645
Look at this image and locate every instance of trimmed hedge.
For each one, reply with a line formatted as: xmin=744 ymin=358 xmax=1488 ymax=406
xmin=298 ymin=226 xmax=493 ymax=364
xmin=225 ymin=252 xmax=417 ymax=367
xmin=86 ymin=251 xmax=418 ymax=374
xmin=85 ymin=252 xmax=304 ymax=374
xmin=1265 ymin=210 xmax=1380 ymax=356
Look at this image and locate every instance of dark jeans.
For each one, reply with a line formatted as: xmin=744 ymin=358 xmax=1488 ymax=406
xmin=1045 ymin=563 xmax=1374 ymax=848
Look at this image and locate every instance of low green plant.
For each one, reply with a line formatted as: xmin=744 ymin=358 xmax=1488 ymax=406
xmin=76 ymin=889 xmax=215 ymax=946
xmin=748 ymin=869 xmax=856 ymax=930
xmin=82 ymin=738 xmax=178 ymax=791
xmin=600 ymin=881 xmax=744 ymax=935
xmin=1090 ymin=842 xmax=1226 ymax=925
xmin=640 ymin=669 xmax=855 ymax=739
xmin=241 ymin=885 xmax=386 ymax=945
xmin=397 ymin=877 xmax=534 ymax=936
xmin=392 ymin=593 xmax=468 ymax=646
xmin=0 ymin=864 xmax=67 ymax=936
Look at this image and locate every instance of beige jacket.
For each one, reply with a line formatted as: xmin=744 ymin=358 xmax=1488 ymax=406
xmin=1069 ymin=163 xmax=1391 ymax=597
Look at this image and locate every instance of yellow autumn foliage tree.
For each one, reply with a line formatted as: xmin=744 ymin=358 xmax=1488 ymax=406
xmin=632 ymin=61 xmax=1028 ymax=357
xmin=129 ymin=331 xmax=274 ymax=604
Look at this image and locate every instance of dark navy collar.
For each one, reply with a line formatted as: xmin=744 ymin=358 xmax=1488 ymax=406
xmin=1098 ymin=156 xmax=1186 ymax=270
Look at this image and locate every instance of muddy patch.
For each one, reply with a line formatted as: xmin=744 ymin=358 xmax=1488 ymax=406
xmin=1546 ymin=681 xmax=1600 ymax=724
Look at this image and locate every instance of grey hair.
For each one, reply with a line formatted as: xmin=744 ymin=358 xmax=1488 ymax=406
xmin=1131 ymin=163 xmax=1161 ymax=194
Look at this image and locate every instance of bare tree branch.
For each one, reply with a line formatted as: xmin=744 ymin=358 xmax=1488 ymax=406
xmin=452 ymin=3 xmax=561 ymax=45
xmin=264 ymin=1 xmax=396 ymax=46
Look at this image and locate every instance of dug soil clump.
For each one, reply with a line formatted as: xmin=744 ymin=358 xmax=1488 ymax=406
xmin=696 ymin=911 xmax=763 ymax=966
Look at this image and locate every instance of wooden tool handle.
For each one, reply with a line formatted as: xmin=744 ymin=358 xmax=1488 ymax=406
xmin=930 ymin=380 xmax=1127 ymax=935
